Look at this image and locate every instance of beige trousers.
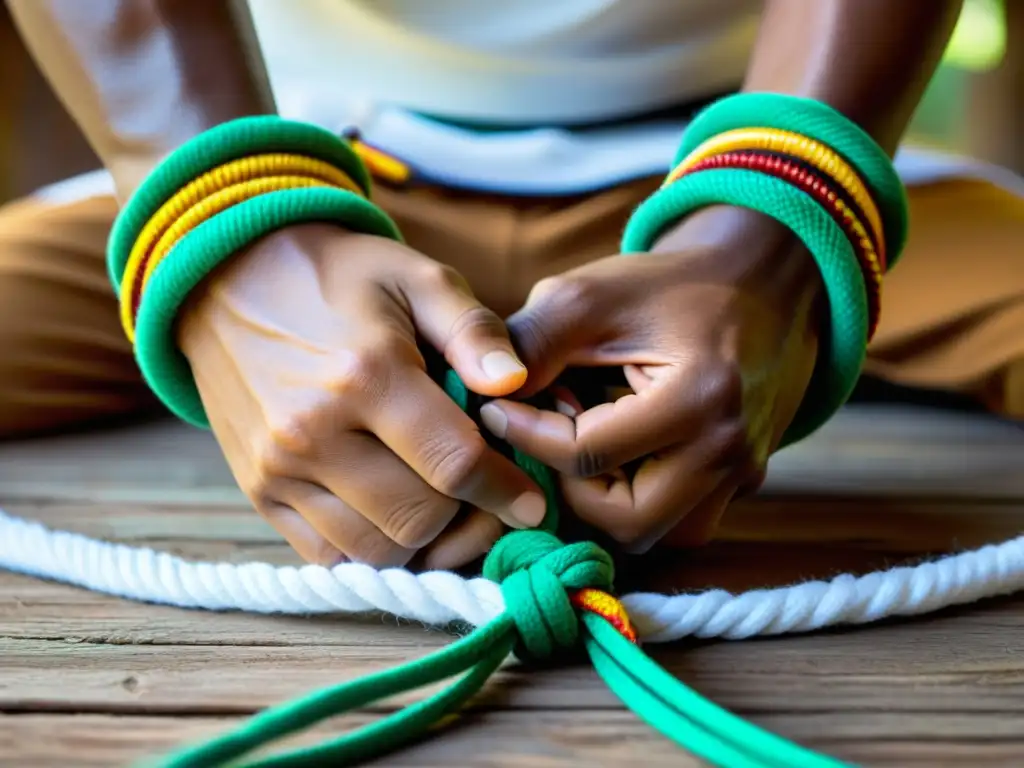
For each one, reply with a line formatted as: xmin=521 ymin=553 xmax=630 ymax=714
xmin=0 ymin=176 xmax=1022 ymax=438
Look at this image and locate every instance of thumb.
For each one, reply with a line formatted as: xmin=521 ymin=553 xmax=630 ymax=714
xmin=402 ymin=265 xmax=528 ymax=397
xmin=504 ymin=276 xmax=599 ymax=397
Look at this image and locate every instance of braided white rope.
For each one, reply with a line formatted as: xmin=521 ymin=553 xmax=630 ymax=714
xmin=2 ymin=508 xmax=1023 ymax=643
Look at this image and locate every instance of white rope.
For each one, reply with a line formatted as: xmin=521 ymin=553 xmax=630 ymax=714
xmin=2 ymin=508 xmax=1022 ymax=643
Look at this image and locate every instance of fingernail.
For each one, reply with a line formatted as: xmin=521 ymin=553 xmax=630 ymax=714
xmin=479 ymin=403 xmax=507 ymax=439
xmin=481 ymin=351 xmax=526 ymax=383
xmin=551 ymin=385 xmax=583 ymax=416
xmin=509 ymin=491 xmax=547 ymax=528
xmin=555 ymin=399 xmax=578 ymax=418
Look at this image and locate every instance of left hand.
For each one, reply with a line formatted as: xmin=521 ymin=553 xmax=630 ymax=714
xmin=479 ymin=206 xmax=826 ymax=553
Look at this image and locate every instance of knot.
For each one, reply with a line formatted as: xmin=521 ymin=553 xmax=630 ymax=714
xmin=482 ymin=530 xmax=614 ymax=661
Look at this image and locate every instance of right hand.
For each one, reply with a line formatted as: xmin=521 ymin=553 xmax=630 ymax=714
xmin=176 ymin=224 xmax=546 ymax=570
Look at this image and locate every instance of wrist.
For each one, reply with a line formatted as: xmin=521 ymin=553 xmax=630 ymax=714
xmin=175 ymin=223 xmax=350 ymax=359
xmin=651 ymin=205 xmax=826 ymax=335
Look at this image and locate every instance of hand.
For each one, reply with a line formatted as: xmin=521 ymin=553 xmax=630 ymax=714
xmin=480 ymin=207 xmax=825 ymax=553
xmin=177 ymin=224 xmax=545 ymax=569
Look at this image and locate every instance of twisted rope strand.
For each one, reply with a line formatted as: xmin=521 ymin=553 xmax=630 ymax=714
xmin=3 ymin=509 xmax=1021 ymax=644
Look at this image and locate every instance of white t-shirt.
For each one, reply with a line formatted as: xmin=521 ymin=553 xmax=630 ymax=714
xmin=32 ymin=1 xmax=1024 ymax=203
xmin=246 ymin=0 xmax=762 ymax=126
xmin=239 ymin=0 xmax=762 ymax=193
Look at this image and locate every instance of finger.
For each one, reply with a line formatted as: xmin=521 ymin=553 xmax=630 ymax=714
xmin=418 ymin=508 xmax=507 ymax=571
xmin=203 ymin=415 xmax=350 ymax=566
xmin=560 ymin=442 xmax=730 ymax=553
xmin=504 ymin=278 xmax=603 ymax=396
xmin=480 ymin=374 xmax=700 ymax=477
xmin=735 ymin=467 xmax=768 ymax=499
xmin=661 ymin=483 xmax=737 ymax=548
xmin=402 ymin=264 xmax=528 ymax=397
xmin=275 ymin=480 xmax=417 ymax=567
xmin=370 ymin=365 xmax=549 ymax=529
xmin=312 ymin=431 xmax=462 ymax=550
xmin=255 ymin=499 xmax=348 ymax=567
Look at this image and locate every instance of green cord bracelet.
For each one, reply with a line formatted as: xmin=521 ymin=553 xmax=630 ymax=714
xmin=676 ymin=92 xmax=909 ymax=266
xmin=620 ymin=168 xmax=868 ymax=446
xmin=123 ymin=110 xmax=866 ymax=768
xmin=107 ymin=116 xmax=373 ymax=289
xmin=132 ymin=186 xmax=402 ymax=427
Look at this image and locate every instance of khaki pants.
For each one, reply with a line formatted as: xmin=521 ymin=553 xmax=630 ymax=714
xmin=1 ymin=176 xmax=1022 ymax=438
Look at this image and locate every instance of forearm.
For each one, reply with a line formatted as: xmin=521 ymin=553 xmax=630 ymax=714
xmin=657 ymin=1 xmax=963 ymax=277
xmin=743 ymin=0 xmax=964 ymax=154
xmin=5 ymin=0 xmax=275 ymax=199
xmin=654 ymin=1 xmax=962 ymax=339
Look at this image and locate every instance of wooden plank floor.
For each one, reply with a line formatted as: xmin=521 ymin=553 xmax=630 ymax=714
xmin=1 ymin=403 xmax=1023 ymax=767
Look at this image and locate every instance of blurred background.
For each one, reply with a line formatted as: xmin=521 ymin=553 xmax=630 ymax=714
xmin=0 ymin=0 xmax=1020 ymax=206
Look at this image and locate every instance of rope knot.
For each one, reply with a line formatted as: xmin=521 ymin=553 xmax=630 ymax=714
xmin=482 ymin=529 xmax=615 ymax=661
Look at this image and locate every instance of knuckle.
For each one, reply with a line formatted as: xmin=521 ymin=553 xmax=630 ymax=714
xmin=606 ymin=518 xmax=657 ymax=551
xmin=247 ymin=436 xmax=297 ymax=497
xmin=449 ymin=304 xmax=505 ymax=343
xmin=344 ymin=528 xmax=406 ymax=567
xmin=710 ymin=420 xmax=757 ymax=470
xmin=418 ymin=260 xmax=467 ymax=292
xmin=327 ymin=349 xmax=387 ymax=398
xmin=326 ymin=338 xmax=408 ymax=401
xmin=309 ymin=537 xmax=346 ymax=568
xmin=424 ymin=437 xmax=488 ymax=498
xmin=703 ymin=362 xmax=745 ymax=421
xmin=531 ymin=274 xmax=595 ymax=314
xmin=381 ymin=496 xmax=453 ymax=549
xmin=569 ymin=447 xmax=610 ymax=479
xmin=264 ymin=410 xmax=318 ymax=460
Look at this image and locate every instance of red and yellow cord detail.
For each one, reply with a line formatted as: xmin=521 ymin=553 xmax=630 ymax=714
xmin=665 ymin=127 xmax=887 ymax=341
xmin=118 ymin=153 xmax=366 ymax=344
xmin=683 ymin=150 xmax=883 ymax=339
xmin=571 ymin=588 xmax=638 ymax=643
xmin=667 ymin=127 xmax=887 ymax=271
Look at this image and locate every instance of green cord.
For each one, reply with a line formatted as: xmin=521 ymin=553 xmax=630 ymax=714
xmin=584 ymin=615 xmax=851 ymax=768
xmin=133 ymin=187 xmax=402 ymax=428
xmin=140 ymin=370 xmax=859 ymax=768
xmin=675 ymin=92 xmax=909 ymax=266
xmin=621 ymin=91 xmax=910 ymax=445
xmin=107 ymin=115 xmax=374 ymax=289
xmin=157 ymin=617 xmax=515 ymax=768
xmin=122 ymin=109 xmax=872 ymax=768
xmin=621 ymin=168 xmax=867 ymax=447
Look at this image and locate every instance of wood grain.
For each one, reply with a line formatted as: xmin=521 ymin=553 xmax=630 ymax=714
xmin=2 ymin=404 xmax=1024 ymax=766
xmin=2 ymin=712 xmax=1022 ymax=768
xmin=3 ymin=621 xmax=1024 ymax=714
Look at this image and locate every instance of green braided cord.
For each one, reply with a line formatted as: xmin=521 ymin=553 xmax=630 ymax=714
xmin=621 ymin=168 xmax=867 ymax=446
xmin=154 ymin=617 xmax=514 ymax=768
xmin=675 ymin=92 xmax=909 ymax=266
xmin=141 ymin=371 xmax=855 ymax=768
xmin=133 ymin=187 xmax=402 ymax=428
xmin=584 ymin=614 xmax=851 ymax=768
xmin=106 ymin=115 xmax=374 ymax=289
xmin=120 ymin=129 xmax=858 ymax=767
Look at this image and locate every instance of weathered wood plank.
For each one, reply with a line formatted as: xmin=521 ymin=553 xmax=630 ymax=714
xmin=3 ymin=634 xmax=1024 ymax=715
xmin=0 ymin=569 xmax=455 ymax=645
xmin=1 ymin=403 xmax=1023 ymax=767
xmin=1 ymin=712 xmax=1021 ymax=768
